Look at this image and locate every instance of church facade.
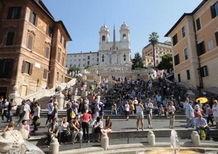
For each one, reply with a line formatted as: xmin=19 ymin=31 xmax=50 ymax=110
xmin=67 ymin=23 xmax=132 ymax=71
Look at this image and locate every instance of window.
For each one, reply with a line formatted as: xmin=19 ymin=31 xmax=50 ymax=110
xmin=60 ymin=34 xmax=62 ymax=43
xmin=6 ymin=32 xmax=15 ymax=46
xmin=57 ymin=52 xmax=61 ymax=62
xmin=0 ymin=59 xmax=14 ymax=78
xmin=29 ymin=11 xmax=37 ymax=25
xmin=57 ymin=72 xmax=59 ymax=81
xmin=87 ymin=61 xmax=90 ymax=65
xmin=178 ymin=74 xmax=181 ymax=82
xmin=196 ymin=18 xmax=201 ymax=31
xmin=184 ymin=48 xmax=189 ymax=60
xmin=123 ymin=34 xmax=127 ymax=39
xmin=62 ymin=75 xmax=64 ymax=82
xmin=174 ymin=54 xmax=180 ymax=65
xmin=211 ymin=2 xmax=218 ymax=18
xmin=27 ymin=35 xmax=33 ymax=50
xmin=102 ymin=35 xmax=105 ymax=41
xmin=22 ymin=61 xmax=32 ymax=75
xmin=45 ymin=47 xmax=50 ymax=58
xmin=186 ymin=70 xmax=190 ymax=80
xmin=7 ymin=7 xmax=21 ymax=19
xmin=46 ymin=25 xmax=53 ymax=37
xmin=182 ymin=26 xmax=186 ymax=38
xmin=64 ymin=40 xmax=67 ymax=48
xmin=62 ymin=57 xmax=65 ymax=66
xmin=88 ymin=56 xmax=90 ymax=60
xmin=43 ymin=69 xmax=48 ymax=79
xmin=197 ymin=41 xmax=206 ymax=56
xmin=215 ymin=32 xmax=218 ymax=46
xmin=172 ymin=34 xmax=178 ymax=46
xmin=123 ymin=54 xmax=126 ymax=61
xmin=102 ymin=55 xmax=104 ymax=62
xmin=200 ymin=66 xmax=208 ymax=77
xmin=207 ymin=40 xmax=214 ymax=51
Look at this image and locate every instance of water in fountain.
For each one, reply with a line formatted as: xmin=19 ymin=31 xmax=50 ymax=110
xmin=170 ymin=130 xmax=180 ymax=154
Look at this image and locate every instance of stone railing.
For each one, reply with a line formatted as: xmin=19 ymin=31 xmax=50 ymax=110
xmin=23 ymin=78 xmax=77 ymax=101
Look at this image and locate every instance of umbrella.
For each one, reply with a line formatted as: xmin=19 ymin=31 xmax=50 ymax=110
xmin=196 ymin=97 xmax=208 ymax=104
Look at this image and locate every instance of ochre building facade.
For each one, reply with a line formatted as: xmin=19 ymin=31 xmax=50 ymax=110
xmin=165 ymin=0 xmax=218 ymax=93
xmin=142 ymin=42 xmax=172 ymax=67
xmin=0 ymin=0 xmax=71 ymax=99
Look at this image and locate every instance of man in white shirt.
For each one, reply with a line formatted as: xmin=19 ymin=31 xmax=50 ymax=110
xmin=23 ymin=101 xmax=31 ymax=121
xmin=124 ymin=101 xmax=130 ymax=121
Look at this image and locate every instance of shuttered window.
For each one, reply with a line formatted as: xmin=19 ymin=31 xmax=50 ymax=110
xmin=22 ymin=61 xmax=32 ymax=75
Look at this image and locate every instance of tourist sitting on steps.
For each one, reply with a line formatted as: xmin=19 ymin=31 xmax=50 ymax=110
xmin=70 ymin=116 xmax=83 ymax=144
xmin=194 ymin=113 xmax=210 ymax=140
xmin=60 ymin=117 xmax=70 ymax=144
xmin=47 ymin=118 xmax=59 ymax=145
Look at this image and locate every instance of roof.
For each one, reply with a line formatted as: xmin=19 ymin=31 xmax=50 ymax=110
xmin=32 ymin=0 xmax=72 ymax=41
xmin=68 ymin=51 xmax=98 ymax=55
xmin=33 ymin=0 xmax=54 ymax=20
xmin=57 ymin=21 xmax=72 ymax=41
xmin=143 ymin=41 xmax=172 ymax=50
xmin=165 ymin=0 xmax=208 ymax=37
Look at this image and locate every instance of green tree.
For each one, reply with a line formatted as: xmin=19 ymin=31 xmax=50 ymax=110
xmin=148 ymin=32 xmax=159 ymax=68
xmin=68 ymin=66 xmax=80 ymax=73
xmin=132 ymin=52 xmax=144 ymax=70
xmin=157 ymin=54 xmax=173 ymax=72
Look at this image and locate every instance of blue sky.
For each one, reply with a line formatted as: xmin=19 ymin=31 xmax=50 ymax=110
xmin=43 ymin=0 xmax=202 ymax=56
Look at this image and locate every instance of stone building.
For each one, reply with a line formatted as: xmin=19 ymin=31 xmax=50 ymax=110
xmin=0 ymin=0 xmax=71 ymax=99
xmin=67 ymin=51 xmax=98 ymax=68
xmin=142 ymin=41 xmax=172 ymax=67
xmin=67 ymin=23 xmax=132 ymax=71
xmin=165 ymin=0 xmax=218 ymax=93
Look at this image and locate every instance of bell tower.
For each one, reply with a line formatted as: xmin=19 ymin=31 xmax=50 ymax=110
xmin=99 ymin=25 xmax=110 ymax=50
xmin=120 ymin=22 xmax=130 ymax=42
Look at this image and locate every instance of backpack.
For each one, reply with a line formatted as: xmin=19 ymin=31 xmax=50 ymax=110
xmin=200 ymin=129 xmax=206 ymax=140
xmin=70 ymin=111 xmax=76 ymax=119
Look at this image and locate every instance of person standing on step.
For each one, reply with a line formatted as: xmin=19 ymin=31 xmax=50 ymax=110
xmin=45 ymin=99 xmax=54 ymax=126
xmin=136 ymin=101 xmax=144 ymax=131
xmin=32 ymin=102 xmax=41 ymax=133
xmin=81 ymin=110 xmax=92 ymax=143
xmin=212 ymin=100 xmax=218 ymax=128
xmin=124 ymin=101 xmax=130 ymax=121
xmin=146 ymin=98 xmax=153 ymax=129
xmin=167 ymin=101 xmax=176 ymax=129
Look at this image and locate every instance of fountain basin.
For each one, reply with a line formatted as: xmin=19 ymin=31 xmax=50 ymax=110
xmin=142 ymin=149 xmax=204 ymax=154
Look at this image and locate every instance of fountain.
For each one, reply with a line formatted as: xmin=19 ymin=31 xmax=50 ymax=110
xmin=170 ymin=130 xmax=180 ymax=154
xmin=142 ymin=130 xmax=201 ymax=154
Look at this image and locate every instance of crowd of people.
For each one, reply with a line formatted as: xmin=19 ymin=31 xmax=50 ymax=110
xmin=0 ymin=75 xmax=218 ymax=146
xmin=106 ymin=76 xmax=218 ymax=139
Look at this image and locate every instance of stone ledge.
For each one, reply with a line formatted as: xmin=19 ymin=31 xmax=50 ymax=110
xmin=59 ymin=147 xmax=104 ymax=154
xmin=58 ymin=143 xmax=218 ymax=154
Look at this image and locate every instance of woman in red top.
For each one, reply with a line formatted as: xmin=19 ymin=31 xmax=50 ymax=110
xmin=82 ymin=110 xmax=92 ymax=142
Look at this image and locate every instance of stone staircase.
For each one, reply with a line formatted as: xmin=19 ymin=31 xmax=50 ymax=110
xmin=20 ymin=78 xmax=77 ymax=108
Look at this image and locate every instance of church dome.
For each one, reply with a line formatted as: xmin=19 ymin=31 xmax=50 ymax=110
xmin=120 ymin=22 xmax=129 ymax=30
xmin=100 ymin=24 xmax=109 ymax=32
